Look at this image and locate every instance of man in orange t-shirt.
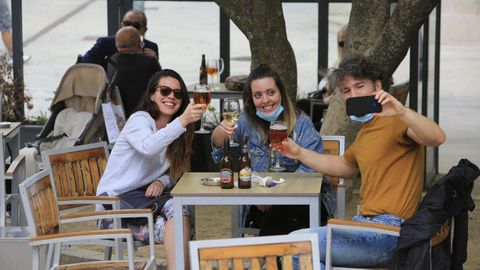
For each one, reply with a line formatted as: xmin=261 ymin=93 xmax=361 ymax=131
xmin=278 ymin=54 xmax=446 ymax=269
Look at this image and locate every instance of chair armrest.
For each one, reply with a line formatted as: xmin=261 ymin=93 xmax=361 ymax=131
xmin=29 ymin=228 xmax=132 ymax=246
xmin=5 ymin=155 xmax=26 ymax=177
xmin=58 ymin=195 xmax=120 ymax=206
xmin=60 ymin=209 xmax=152 ymax=224
xmin=327 ymin=218 xmax=400 ymax=236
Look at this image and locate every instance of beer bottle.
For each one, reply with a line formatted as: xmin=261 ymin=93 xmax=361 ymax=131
xmin=199 ymin=54 xmax=208 ymax=85
xmin=238 ymin=137 xmax=252 ymax=189
xmin=220 ymin=138 xmax=234 ymax=189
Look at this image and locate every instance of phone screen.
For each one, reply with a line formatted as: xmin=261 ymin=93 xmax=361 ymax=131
xmin=346 ymin=95 xmax=382 ymax=116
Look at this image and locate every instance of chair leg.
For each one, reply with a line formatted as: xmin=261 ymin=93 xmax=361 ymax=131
xmin=104 ymin=246 xmax=113 ymax=260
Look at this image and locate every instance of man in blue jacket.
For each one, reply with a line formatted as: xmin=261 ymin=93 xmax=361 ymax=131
xmin=82 ymin=9 xmax=159 ymax=71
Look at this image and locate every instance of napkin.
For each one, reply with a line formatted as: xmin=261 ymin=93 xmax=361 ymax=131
xmin=255 ymin=175 xmax=285 ymax=187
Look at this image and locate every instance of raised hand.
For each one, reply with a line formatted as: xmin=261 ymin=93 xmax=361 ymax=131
xmin=179 ymin=102 xmax=207 ymax=127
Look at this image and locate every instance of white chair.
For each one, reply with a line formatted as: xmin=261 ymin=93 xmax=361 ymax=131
xmin=321 ymin=135 xmax=346 ymax=219
xmin=189 ymin=233 xmax=321 ymax=270
xmin=19 ymin=169 xmax=156 ymax=270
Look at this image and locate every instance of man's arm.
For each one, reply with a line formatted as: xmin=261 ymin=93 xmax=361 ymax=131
xmin=279 ymin=138 xmax=359 ymax=179
xmin=375 ymin=90 xmax=446 ymax=147
xmin=401 ymin=108 xmax=445 ymax=147
xmin=82 ymin=37 xmax=110 ymax=66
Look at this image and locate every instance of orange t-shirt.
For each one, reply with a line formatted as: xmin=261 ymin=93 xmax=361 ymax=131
xmin=343 ymin=116 xmax=424 ymax=220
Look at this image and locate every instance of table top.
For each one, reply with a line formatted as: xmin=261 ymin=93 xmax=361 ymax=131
xmin=0 ymin=122 xmax=21 ymax=136
xmin=172 ymin=172 xmax=323 ymax=197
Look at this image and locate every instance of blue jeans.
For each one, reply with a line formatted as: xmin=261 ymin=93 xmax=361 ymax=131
xmin=291 ymin=214 xmax=402 ymax=270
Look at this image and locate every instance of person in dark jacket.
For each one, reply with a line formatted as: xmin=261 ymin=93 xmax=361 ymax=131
xmin=82 ymin=9 xmax=159 ymax=71
xmin=107 ymin=26 xmax=161 ymax=118
xmin=392 ymin=159 xmax=479 ymax=270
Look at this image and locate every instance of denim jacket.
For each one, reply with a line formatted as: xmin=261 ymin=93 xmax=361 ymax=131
xmin=212 ymin=112 xmax=323 ymax=173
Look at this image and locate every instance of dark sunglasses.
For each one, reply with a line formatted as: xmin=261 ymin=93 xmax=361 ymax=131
xmin=338 ymin=41 xmax=345 ymax=48
xmin=157 ymin=86 xmax=185 ymax=99
xmin=122 ymin=20 xmax=143 ymax=30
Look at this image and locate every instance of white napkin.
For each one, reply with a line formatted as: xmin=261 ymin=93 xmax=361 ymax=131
xmin=255 ymin=175 xmax=285 ymax=187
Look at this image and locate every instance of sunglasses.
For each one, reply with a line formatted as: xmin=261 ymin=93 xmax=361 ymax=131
xmin=157 ymin=86 xmax=185 ymax=100
xmin=122 ymin=20 xmax=143 ymax=30
xmin=338 ymin=41 xmax=345 ymax=48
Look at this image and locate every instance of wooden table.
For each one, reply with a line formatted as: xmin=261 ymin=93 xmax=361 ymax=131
xmin=172 ymin=172 xmax=323 ymax=269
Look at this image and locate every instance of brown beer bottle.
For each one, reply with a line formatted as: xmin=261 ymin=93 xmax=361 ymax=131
xmin=238 ymin=137 xmax=251 ymax=189
xmin=220 ymin=139 xmax=234 ymax=189
xmin=199 ymin=54 xmax=208 ymax=85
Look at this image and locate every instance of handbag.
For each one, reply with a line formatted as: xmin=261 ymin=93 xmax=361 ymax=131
xmin=118 ymin=185 xmax=172 ymax=225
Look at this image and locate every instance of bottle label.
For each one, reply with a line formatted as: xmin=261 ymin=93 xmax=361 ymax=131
xmin=239 ymin=167 xmax=252 ymax=182
xmin=220 ymin=169 xmax=233 ymax=183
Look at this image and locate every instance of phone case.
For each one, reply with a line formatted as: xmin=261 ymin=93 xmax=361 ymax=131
xmin=346 ymin=95 xmax=382 ymax=116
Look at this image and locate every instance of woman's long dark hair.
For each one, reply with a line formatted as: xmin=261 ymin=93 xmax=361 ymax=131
xmin=242 ymin=64 xmax=296 ymax=142
xmin=136 ymin=69 xmax=194 ymax=181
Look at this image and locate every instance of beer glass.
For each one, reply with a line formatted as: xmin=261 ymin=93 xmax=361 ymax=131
xmin=269 ymin=120 xmax=287 ymax=172
xmin=207 ymin=58 xmax=224 ymax=87
xmin=222 ymin=97 xmax=241 ymax=146
xmin=193 ymin=84 xmax=212 ymax=134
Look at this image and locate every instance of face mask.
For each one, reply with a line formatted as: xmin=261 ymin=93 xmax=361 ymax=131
xmin=256 ymin=105 xmax=284 ymax=122
xmin=350 ymin=113 xmax=374 ymax=123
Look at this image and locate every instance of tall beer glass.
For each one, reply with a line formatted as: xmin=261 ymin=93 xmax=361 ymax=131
xmin=193 ymin=84 xmax=212 ymax=134
xmin=269 ymin=120 xmax=287 ymax=172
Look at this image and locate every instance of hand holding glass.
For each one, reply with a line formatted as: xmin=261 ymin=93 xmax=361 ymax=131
xmin=193 ymin=85 xmax=211 ymax=134
xmin=222 ymin=97 xmax=240 ymax=146
xmin=269 ymin=120 xmax=287 ymax=172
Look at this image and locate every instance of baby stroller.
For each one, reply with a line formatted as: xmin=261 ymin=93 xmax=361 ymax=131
xmin=21 ymin=63 xmax=113 ymax=176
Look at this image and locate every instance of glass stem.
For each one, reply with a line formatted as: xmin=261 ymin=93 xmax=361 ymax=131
xmin=275 ymin=151 xmax=281 ymax=167
xmin=200 ymin=113 xmax=205 ymax=130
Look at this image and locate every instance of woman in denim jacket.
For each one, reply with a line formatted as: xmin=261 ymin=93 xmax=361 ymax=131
xmin=211 ymin=64 xmax=335 ymax=235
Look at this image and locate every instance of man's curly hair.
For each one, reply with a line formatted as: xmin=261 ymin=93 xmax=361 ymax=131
xmin=328 ymin=54 xmax=383 ymax=90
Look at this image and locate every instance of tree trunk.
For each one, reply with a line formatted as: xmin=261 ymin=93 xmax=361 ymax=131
xmin=215 ymin=0 xmax=297 ymax=103
xmin=321 ymin=0 xmax=440 ymax=147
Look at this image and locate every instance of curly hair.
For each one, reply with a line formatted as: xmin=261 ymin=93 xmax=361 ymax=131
xmin=136 ymin=69 xmax=194 ymax=181
xmin=328 ymin=54 xmax=383 ymax=91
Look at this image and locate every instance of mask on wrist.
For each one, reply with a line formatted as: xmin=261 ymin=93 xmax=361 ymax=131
xmin=349 ymin=113 xmax=374 ymax=123
xmin=256 ymin=105 xmax=284 ymax=122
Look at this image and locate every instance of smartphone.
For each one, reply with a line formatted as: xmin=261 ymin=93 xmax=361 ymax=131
xmin=346 ymin=95 xmax=382 ymax=116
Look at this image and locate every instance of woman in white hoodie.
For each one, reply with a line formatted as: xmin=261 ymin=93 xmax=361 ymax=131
xmin=97 ymin=69 xmax=206 ymax=270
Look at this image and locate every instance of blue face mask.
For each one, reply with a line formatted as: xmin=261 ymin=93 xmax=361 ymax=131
xmin=350 ymin=113 xmax=374 ymax=123
xmin=256 ymin=105 xmax=284 ymax=122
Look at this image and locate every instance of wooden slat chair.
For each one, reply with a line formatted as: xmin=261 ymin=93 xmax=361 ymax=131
xmin=321 ymin=135 xmax=346 ymax=219
xmin=324 ymin=218 xmax=452 ymax=270
xmin=189 ymin=233 xmax=321 ymax=270
xmin=0 ymin=134 xmax=27 ymax=227
xmin=41 ymin=142 xmax=124 ymax=259
xmin=19 ymin=170 xmax=156 ymax=270
xmin=41 ymin=142 xmax=116 ymax=210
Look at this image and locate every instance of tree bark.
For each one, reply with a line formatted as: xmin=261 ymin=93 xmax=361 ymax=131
xmin=215 ymin=0 xmax=298 ymax=103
